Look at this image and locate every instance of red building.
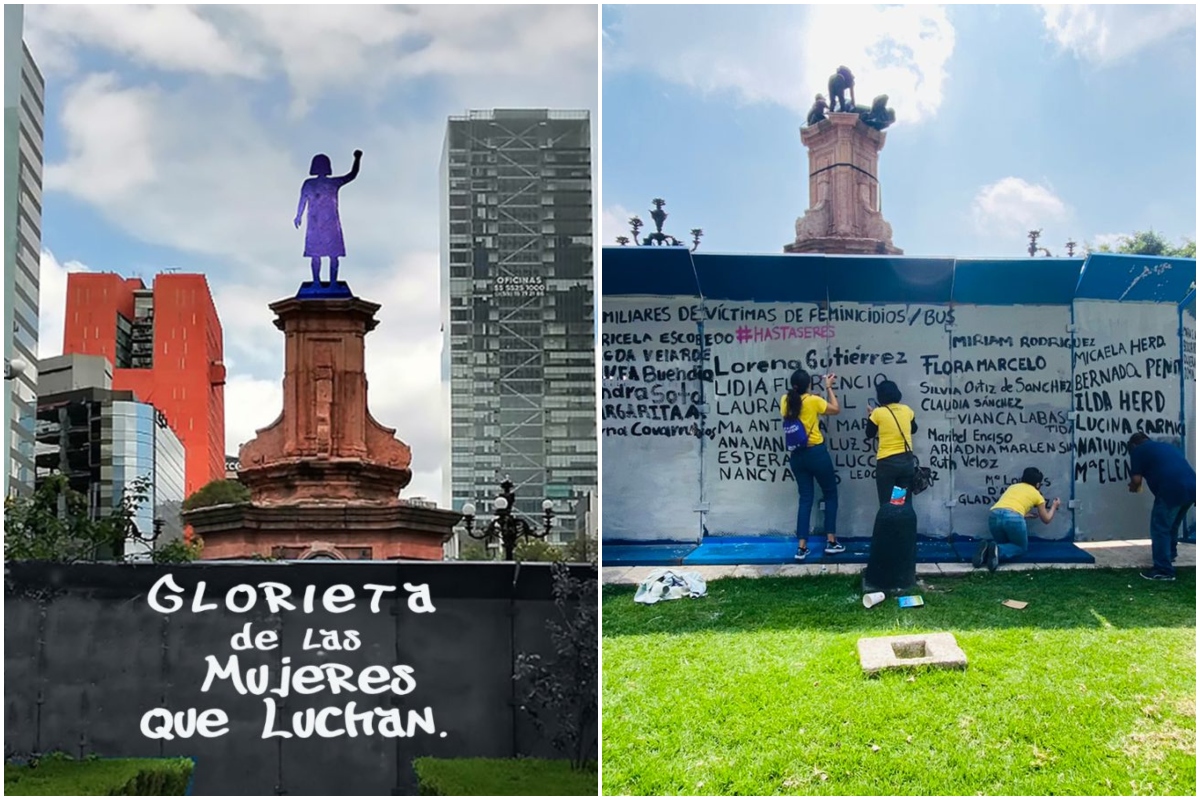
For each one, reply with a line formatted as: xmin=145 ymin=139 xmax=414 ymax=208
xmin=63 ymin=273 xmax=226 ymax=496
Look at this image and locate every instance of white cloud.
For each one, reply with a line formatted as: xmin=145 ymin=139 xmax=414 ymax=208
xmin=971 ymin=177 xmax=1070 ymax=238
xmin=601 ymin=204 xmax=635 ymax=245
xmin=1090 ymin=232 xmax=1129 ymax=251
xmin=223 ymin=375 xmax=282 ymax=455
xmin=220 ymin=251 xmax=447 ymax=504
xmin=27 ymin=5 xmax=597 ymax=117
xmin=26 ymin=4 xmax=265 ymax=78
xmin=28 ymin=5 xmax=596 ymax=511
xmin=605 ymin=5 xmax=955 ymax=123
xmin=37 ymin=249 xmax=90 ymax=360
xmin=45 ymin=74 xmax=158 ymax=199
xmin=1040 ymin=4 xmax=1196 ymax=65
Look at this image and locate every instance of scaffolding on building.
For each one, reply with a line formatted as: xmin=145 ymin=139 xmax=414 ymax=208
xmin=445 ymin=110 xmax=595 ymax=545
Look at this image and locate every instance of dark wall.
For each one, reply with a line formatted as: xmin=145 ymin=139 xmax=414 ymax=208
xmin=4 ymin=561 xmax=597 ymax=796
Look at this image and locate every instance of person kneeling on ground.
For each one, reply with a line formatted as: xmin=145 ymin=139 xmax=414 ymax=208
xmin=974 ymin=467 xmax=1061 ymax=571
xmin=1127 ymin=432 xmax=1196 ymax=582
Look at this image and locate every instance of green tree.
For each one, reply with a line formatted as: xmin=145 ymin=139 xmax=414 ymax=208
xmin=1092 ymin=230 xmax=1196 ymax=258
xmin=514 ymin=538 xmax=565 ymax=562
xmin=515 ymin=561 xmax=598 ymax=770
xmin=457 ymin=540 xmax=497 ymax=561
xmin=563 ymin=533 xmax=596 ymax=563
xmin=4 ymin=474 xmax=199 ymax=563
xmin=182 ymin=478 xmax=250 ymax=511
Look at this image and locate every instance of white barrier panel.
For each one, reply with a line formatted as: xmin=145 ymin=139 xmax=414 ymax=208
xmin=946 ymin=306 xmax=1073 ymax=540
xmin=601 ymin=297 xmax=706 ymax=541
xmin=1072 ymin=300 xmax=1183 ymax=541
xmin=697 ymin=302 xmax=952 ymax=537
xmin=602 ymin=295 xmax=1188 ymax=543
xmin=1184 ymin=305 xmax=1196 ymax=469
xmin=1183 ymin=304 xmax=1196 ymax=537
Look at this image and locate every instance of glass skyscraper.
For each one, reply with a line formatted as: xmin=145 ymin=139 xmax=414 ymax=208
xmin=36 ymin=387 xmax=186 ymax=560
xmin=4 ymin=6 xmax=44 ymax=497
xmin=440 ymin=109 xmax=595 ymax=552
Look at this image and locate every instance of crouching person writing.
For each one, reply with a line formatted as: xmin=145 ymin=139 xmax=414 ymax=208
xmin=974 ymin=467 xmax=1061 ymax=572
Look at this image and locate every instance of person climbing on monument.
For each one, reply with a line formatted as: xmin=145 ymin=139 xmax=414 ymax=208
xmin=974 ymin=467 xmax=1061 ymax=571
xmin=781 ymin=369 xmax=844 ymax=560
xmin=1126 ymin=432 xmax=1196 ymax=581
xmin=865 ymin=380 xmax=919 ymax=506
xmin=295 ymin=149 xmax=362 ymax=285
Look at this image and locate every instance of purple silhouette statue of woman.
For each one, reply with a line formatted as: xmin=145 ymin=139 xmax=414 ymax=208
xmin=295 ymin=149 xmax=362 ymax=285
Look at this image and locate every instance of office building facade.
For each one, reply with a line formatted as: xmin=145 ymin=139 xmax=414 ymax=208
xmin=440 ymin=109 xmax=595 ymax=550
xmin=36 ymin=355 xmax=186 ymax=559
xmin=62 ymin=272 xmax=225 ymax=497
xmin=4 ymin=5 xmax=44 ymax=497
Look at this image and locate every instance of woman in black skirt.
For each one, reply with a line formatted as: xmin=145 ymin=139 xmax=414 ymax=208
xmin=865 ymin=380 xmax=918 ymax=505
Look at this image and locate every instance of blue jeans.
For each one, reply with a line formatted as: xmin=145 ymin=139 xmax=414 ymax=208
xmin=1150 ymin=497 xmax=1192 ymax=576
xmin=988 ymin=509 xmax=1028 ymax=562
xmin=789 ymin=443 xmax=838 ymax=539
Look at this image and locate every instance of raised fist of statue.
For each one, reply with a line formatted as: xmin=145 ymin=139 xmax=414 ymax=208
xmin=353 ymin=149 xmax=363 ymax=159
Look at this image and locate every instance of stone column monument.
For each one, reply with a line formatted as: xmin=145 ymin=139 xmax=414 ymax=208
xmin=785 ymin=86 xmax=903 ymax=255
xmin=185 ymin=149 xmax=460 ymax=560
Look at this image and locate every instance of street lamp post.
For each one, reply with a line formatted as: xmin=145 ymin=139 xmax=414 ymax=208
xmin=617 ymin=199 xmax=702 ymax=251
xmin=460 ymin=478 xmax=555 ymax=560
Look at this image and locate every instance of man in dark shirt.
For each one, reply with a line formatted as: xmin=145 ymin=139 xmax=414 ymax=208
xmin=1127 ymin=433 xmax=1196 ymax=581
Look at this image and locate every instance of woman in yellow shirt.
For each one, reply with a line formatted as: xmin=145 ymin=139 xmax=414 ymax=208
xmin=975 ymin=467 xmax=1061 ymax=571
xmin=864 ymin=380 xmax=918 ymax=506
xmin=780 ymin=369 xmax=843 ymax=560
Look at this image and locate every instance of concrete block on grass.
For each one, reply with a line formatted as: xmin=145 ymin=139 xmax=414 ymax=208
xmin=858 ymin=632 xmax=967 ymax=676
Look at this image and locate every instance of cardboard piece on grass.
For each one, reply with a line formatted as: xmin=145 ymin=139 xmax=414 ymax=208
xmin=1002 ymin=599 xmax=1029 ymax=610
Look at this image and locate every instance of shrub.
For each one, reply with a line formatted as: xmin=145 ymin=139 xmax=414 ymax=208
xmin=411 ymin=757 xmax=595 ymax=796
xmin=514 ymin=562 xmax=598 ymax=769
xmin=4 ymin=474 xmax=196 ymax=564
xmin=513 ymin=538 xmax=564 ymax=563
xmin=182 ymin=479 xmax=249 ymax=511
xmin=5 ymin=753 xmax=194 ymax=795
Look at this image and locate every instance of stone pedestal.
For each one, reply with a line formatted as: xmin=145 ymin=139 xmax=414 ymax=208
xmin=785 ymin=112 xmax=903 ymax=255
xmin=186 ymin=287 xmax=458 ymax=560
xmin=188 ymin=502 xmax=452 ymax=561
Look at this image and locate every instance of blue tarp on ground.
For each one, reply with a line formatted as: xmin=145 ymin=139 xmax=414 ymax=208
xmin=949 ymin=536 xmax=1096 ymax=565
xmin=602 ymin=542 xmax=697 ymax=567
xmin=601 ymin=535 xmax=1096 ymax=567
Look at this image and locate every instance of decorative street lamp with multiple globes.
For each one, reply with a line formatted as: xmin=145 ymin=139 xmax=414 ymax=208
xmin=460 ymin=478 xmax=554 ymax=560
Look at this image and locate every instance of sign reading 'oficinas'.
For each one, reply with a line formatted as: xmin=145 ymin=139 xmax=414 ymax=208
xmin=138 ymin=574 xmax=443 ymax=741
xmin=494 ymin=276 xmax=545 ymax=297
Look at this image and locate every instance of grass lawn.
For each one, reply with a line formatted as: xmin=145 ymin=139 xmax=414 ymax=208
xmin=603 ymin=568 xmax=1196 ymax=796
xmin=412 ymin=758 xmax=596 ymax=796
xmin=5 ymin=757 xmax=193 ymax=796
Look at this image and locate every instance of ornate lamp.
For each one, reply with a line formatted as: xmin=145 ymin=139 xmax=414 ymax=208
xmin=460 ymin=477 xmax=555 ymax=560
xmin=617 ymin=199 xmax=702 ymax=250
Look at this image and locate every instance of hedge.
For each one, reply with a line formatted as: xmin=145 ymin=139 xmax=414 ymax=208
xmin=5 ymin=756 xmax=194 ymax=796
xmin=412 ymin=758 xmax=596 ymax=796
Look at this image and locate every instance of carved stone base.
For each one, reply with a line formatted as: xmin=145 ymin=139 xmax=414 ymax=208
xmin=785 ymin=237 xmax=904 ymax=256
xmin=237 ymin=294 xmax=414 ymax=505
xmin=237 ymin=458 xmax=412 ymax=505
xmin=185 ymin=501 xmax=460 ymax=561
xmin=787 ymin=111 xmax=902 ymax=255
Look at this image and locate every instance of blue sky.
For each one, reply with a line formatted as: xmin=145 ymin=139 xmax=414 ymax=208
xmin=601 ymin=4 xmax=1197 ymax=258
xmin=26 ymin=5 xmax=598 ymax=503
